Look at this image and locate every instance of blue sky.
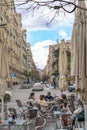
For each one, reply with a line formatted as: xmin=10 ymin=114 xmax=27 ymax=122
xmin=25 ymin=23 xmax=73 ymax=69
xmin=27 ymin=26 xmax=73 ymax=46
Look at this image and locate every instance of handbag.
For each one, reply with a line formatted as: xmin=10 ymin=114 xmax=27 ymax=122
xmin=77 ymin=111 xmax=85 ymax=122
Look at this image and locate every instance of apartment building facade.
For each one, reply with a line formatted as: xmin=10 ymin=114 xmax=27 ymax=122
xmin=0 ymin=0 xmax=36 ymax=85
xmin=44 ymin=40 xmax=71 ymax=83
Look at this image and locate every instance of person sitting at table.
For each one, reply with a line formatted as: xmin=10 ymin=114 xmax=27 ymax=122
xmin=59 ymin=98 xmax=72 ymax=114
xmin=28 ymin=92 xmax=35 ymax=106
xmin=38 ymin=94 xmax=49 ymax=111
xmin=45 ymin=92 xmax=54 ymax=101
xmin=54 ymin=95 xmax=59 ymax=102
xmin=63 ymin=102 xmax=72 ymax=114
xmin=72 ymin=99 xmax=85 ymax=126
xmin=61 ymin=94 xmax=68 ymax=105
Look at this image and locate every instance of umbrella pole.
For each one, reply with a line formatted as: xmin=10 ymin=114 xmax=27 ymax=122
xmin=85 ymin=104 xmax=87 ymax=130
xmin=1 ymin=96 xmax=4 ymax=121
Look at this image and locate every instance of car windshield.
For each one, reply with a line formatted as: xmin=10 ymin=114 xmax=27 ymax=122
xmin=34 ymin=83 xmax=41 ymax=87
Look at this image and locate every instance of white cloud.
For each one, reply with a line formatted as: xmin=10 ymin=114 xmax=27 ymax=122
xmin=21 ymin=11 xmax=74 ymax=31
xmin=31 ymin=40 xmax=56 ymax=69
xmin=59 ymin=29 xmax=70 ymax=40
xmin=19 ymin=3 xmax=74 ymax=31
xmin=15 ymin=0 xmax=87 ymax=31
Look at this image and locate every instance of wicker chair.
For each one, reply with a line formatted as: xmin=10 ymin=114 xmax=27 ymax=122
xmin=25 ymin=109 xmax=38 ymax=121
xmin=16 ymin=100 xmax=23 ymax=108
xmin=35 ymin=116 xmax=46 ymax=130
xmin=38 ymin=105 xmax=59 ymax=125
xmin=16 ymin=99 xmax=28 ymax=119
xmin=61 ymin=114 xmax=73 ymax=129
xmin=8 ymin=107 xmax=17 ymax=119
xmin=0 ymin=128 xmax=10 ymax=130
xmin=16 ymin=99 xmax=28 ymax=111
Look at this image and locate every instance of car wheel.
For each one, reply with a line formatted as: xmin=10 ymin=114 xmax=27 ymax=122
xmin=4 ymin=94 xmax=11 ymax=102
xmin=69 ymin=90 xmax=72 ymax=92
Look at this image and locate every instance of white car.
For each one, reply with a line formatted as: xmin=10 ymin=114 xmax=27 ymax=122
xmin=68 ymin=84 xmax=76 ymax=92
xmin=32 ymin=82 xmax=44 ymax=91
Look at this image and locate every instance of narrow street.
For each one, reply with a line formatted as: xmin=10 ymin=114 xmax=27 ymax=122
xmin=0 ymin=0 xmax=86 ymax=130
xmin=7 ymin=85 xmax=70 ymax=109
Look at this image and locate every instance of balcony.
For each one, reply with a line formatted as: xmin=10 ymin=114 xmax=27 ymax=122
xmin=14 ymin=53 xmax=20 ymax=61
xmin=23 ymin=69 xmax=28 ymax=75
xmin=8 ymin=46 xmax=13 ymax=52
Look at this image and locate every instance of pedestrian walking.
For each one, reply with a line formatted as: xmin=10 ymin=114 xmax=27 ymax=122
xmin=53 ymin=78 xmax=56 ymax=89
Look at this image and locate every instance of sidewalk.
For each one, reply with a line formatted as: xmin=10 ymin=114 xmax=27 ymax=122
xmin=8 ymin=83 xmax=31 ymax=91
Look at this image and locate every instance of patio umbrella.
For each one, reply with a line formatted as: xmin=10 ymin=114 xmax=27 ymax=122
xmin=71 ymin=0 xmax=87 ymax=129
xmin=59 ymin=39 xmax=68 ymax=91
xmin=71 ymin=0 xmax=87 ymax=88
xmin=0 ymin=44 xmax=9 ymax=80
xmin=0 ymin=43 xmax=9 ymax=120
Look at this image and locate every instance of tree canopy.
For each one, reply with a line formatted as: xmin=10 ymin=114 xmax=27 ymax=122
xmin=14 ymin=0 xmax=87 ymax=13
xmin=1 ymin=0 xmax=87 ymax=14
xmin=1 ymin=0 xmax=87 ymax=24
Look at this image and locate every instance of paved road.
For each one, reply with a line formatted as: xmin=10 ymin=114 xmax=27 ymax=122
xmin=7 ymin=85 xmax=71 ymax=109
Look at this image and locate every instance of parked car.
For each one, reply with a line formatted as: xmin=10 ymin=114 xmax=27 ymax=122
xmin=68 ymin=84 xmax=76 ymax=92
xmin=32 ymin=82 xmax=44 ymax=91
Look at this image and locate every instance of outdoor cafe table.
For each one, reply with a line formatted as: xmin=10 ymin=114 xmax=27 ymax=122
xmin=53 ymin=111 xmax=72 ymax=130
xmin=48 ymin=101 xmax=56 ymax=105
xmin=0 ymin=119 xmax=27 ymax=130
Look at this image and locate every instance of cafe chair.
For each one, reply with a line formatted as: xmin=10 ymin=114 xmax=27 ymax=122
xmin=34 ymin=102 xmax=41 ymax=110
xmin=0 ymin=128 xmax=10 ymax=130
xmin=16 ymin=99 xmax=28 ymax=119
xmin=38 ymin=108 xmax=56 ymax=127
xmin=8 ymin=107 xmax=25 ymax=120
xmin=25 ymin=109 xmax=38 ymax=121
xmin=8 ymin=107 xmax=17 ymax=119
xmin=16 ymin=100 xmax=27 ymax=109
xmin=62 ymin=114 xmax=73 ymax=129
xmin=27 ymin=101 xmax=34 ymax=108
xmin=16 ymin=99 xmax=28 ymax=112
xmin=35 ymin=116 xmax=46 ymax=130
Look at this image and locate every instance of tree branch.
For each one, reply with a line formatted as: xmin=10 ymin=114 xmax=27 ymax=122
xmin=15 ymin=0 xmax=87 ymax=13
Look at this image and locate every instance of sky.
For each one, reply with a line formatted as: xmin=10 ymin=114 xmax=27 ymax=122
xmin=26 ymin=24 xmax=73 ymax=69
xmin=14 ymin=0 xmax=84 ymax=69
